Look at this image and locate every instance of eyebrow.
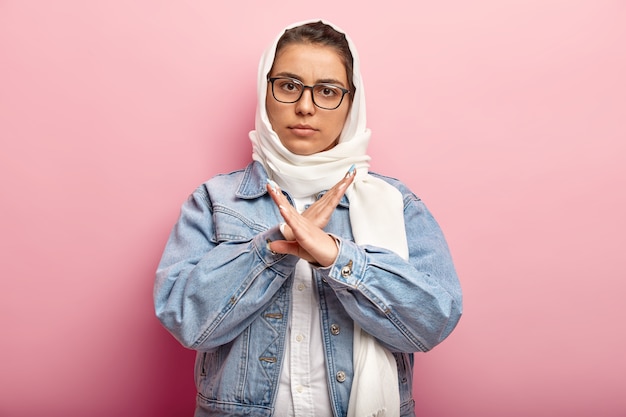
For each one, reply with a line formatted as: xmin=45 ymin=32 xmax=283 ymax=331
xmin=273 ymin=71 xmax=347 ymax=88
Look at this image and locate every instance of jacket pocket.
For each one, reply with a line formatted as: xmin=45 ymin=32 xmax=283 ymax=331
xmin=195 ymin=346 xmax=228 ymax=399
xmin=212 ymin=204 xmax=266 ymax=242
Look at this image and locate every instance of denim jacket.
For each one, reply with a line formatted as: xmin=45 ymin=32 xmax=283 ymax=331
xmin=154 ymin=161 xmax=462 ymax=417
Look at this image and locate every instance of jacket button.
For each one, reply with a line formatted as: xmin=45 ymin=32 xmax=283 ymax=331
xmin=336 ymin=371 xmax=346 ymax=382
xmin=340 ymin=260 xmax=353 ymax=277
xmin=330 ymin=324 xmax=340 ymax=335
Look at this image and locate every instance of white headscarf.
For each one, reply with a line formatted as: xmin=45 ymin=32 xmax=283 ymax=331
xmin=249 ymin=19 xmax=405 ymax=416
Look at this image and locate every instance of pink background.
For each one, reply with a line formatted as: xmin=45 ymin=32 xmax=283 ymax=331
xmin=1 ymin=1 xmax=625 ymax=416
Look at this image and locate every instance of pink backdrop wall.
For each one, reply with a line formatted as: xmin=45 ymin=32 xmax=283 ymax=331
xmin=1 ymin=1 xmax=624 ymax=416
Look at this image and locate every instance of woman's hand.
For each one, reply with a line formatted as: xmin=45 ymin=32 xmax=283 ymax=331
xmin=266 ymin=165 xmax=356 ymax=267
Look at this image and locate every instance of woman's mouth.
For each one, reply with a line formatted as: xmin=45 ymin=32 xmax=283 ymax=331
xmin=289 ymin=124 xmax=318 ymax=137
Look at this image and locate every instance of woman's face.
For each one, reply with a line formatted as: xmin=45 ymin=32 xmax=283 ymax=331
xmin=266 ymin=43 xmax=351 ymax=156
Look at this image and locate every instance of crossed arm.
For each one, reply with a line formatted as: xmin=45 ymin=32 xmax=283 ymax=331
xmin=266 ymin=165 xmax=356 ymax=267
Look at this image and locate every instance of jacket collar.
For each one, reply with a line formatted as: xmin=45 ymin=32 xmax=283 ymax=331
xmin=235 ymin=161 xmax=269 ymax=199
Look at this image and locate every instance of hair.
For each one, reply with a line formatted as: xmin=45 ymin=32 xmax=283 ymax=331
xmin=274 ymin=21 xmax=355 ymax=97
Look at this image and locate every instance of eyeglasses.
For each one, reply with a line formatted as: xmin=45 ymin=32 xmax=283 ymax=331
xmin=267 ymin=76 xmax=350 ymax=110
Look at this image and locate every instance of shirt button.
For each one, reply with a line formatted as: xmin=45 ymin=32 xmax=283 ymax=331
xmin=296 ymin=385 xmax=304 ymax=393
xmin=340 ymin=260 xmax=353 ymax=277
xmin=336 ymin=371 xmax=346 ymax=382
xmin=297 ymin=283 xmax=305 ymax=291
xmin=295 ymin=334 xmax=304 ymax=343
xmin=330 ymin=324 xmax=340 ymax=335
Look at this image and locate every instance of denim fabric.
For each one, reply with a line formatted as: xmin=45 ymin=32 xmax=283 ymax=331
xmin=154 ymin=161 xmax=462 ymax=417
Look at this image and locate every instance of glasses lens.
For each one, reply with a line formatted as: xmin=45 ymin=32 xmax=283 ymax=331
xmin=312 ymin=84 xmax=343 ymax=110
xmin=272 ymin=78 xmax=303 ymax=103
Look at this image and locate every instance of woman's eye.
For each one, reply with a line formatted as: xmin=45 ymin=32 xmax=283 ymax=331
xmin=279 ymin=81 xmax=300 ymax=92
xmin=319 ymin=86 xmax=338 ymax=97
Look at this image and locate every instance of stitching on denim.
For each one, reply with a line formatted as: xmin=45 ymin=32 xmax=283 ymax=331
xmin=213 ymin=204 xmax=267 ymax=232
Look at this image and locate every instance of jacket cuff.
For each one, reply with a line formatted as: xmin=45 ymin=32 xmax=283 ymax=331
xmin=256 ymin=225 xmax=299 ymax=271
xmin=316 ymin=236 xmax=364 ymax=289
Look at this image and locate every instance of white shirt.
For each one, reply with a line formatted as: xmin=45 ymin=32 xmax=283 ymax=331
xmin=275 ymin=196 xmax=333 ymax=417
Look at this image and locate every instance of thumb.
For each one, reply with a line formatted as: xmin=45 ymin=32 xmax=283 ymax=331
xmin=268 ymin=240 xmax=315 ymax=263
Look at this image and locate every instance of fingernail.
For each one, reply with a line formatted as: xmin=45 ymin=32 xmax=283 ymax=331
xmin=266 ymin=178 xmax=279 ymax=193
xmin=345 ymin=164 xmax=356 ymax=178
xmin=266 ymin=238 xmax=277 ymax=255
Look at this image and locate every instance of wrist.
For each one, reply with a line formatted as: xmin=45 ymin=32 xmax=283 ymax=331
xmin=317 ymin=234 xmax=340 ymax=267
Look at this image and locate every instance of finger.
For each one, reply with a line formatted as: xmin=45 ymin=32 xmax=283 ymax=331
xmin=327 ymin=164 xmax=356 ymax=201
xmin=266 ymin=180 xmax=299 ymax=218
xmin=278 ymin=203 xmax=305 ymax=233
xmin=310 ymin=165 xmax=355 ymax=209
xmin=278 ymin=203 xmax=339 ymax=266
xmin=301 ymin=166 xmax=356 ymax=227
xmin=268 ymin=240 xmax=316 ymax=263
xmin=266 ymin=179 xmax=287 ymax=206
xmin=280 ymin=222 xmax=295 ymax=241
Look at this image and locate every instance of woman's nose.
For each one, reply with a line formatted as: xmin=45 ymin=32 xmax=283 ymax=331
xmin=295 ymin=88 xmax=316 ymax=115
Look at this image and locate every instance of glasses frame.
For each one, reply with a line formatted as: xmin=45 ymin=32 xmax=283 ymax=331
xmin=267 ymin=76 xmax=351 ymax=110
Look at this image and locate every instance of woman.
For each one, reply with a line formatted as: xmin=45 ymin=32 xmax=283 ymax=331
xmin=154 ymin=20 xmax=462 ymax=417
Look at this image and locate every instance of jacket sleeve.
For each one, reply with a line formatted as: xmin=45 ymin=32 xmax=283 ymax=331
xmin=318 ymin=190 xmax=463 ymax=353
xmin=153 ymin=185 xmax=298 ymax=351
